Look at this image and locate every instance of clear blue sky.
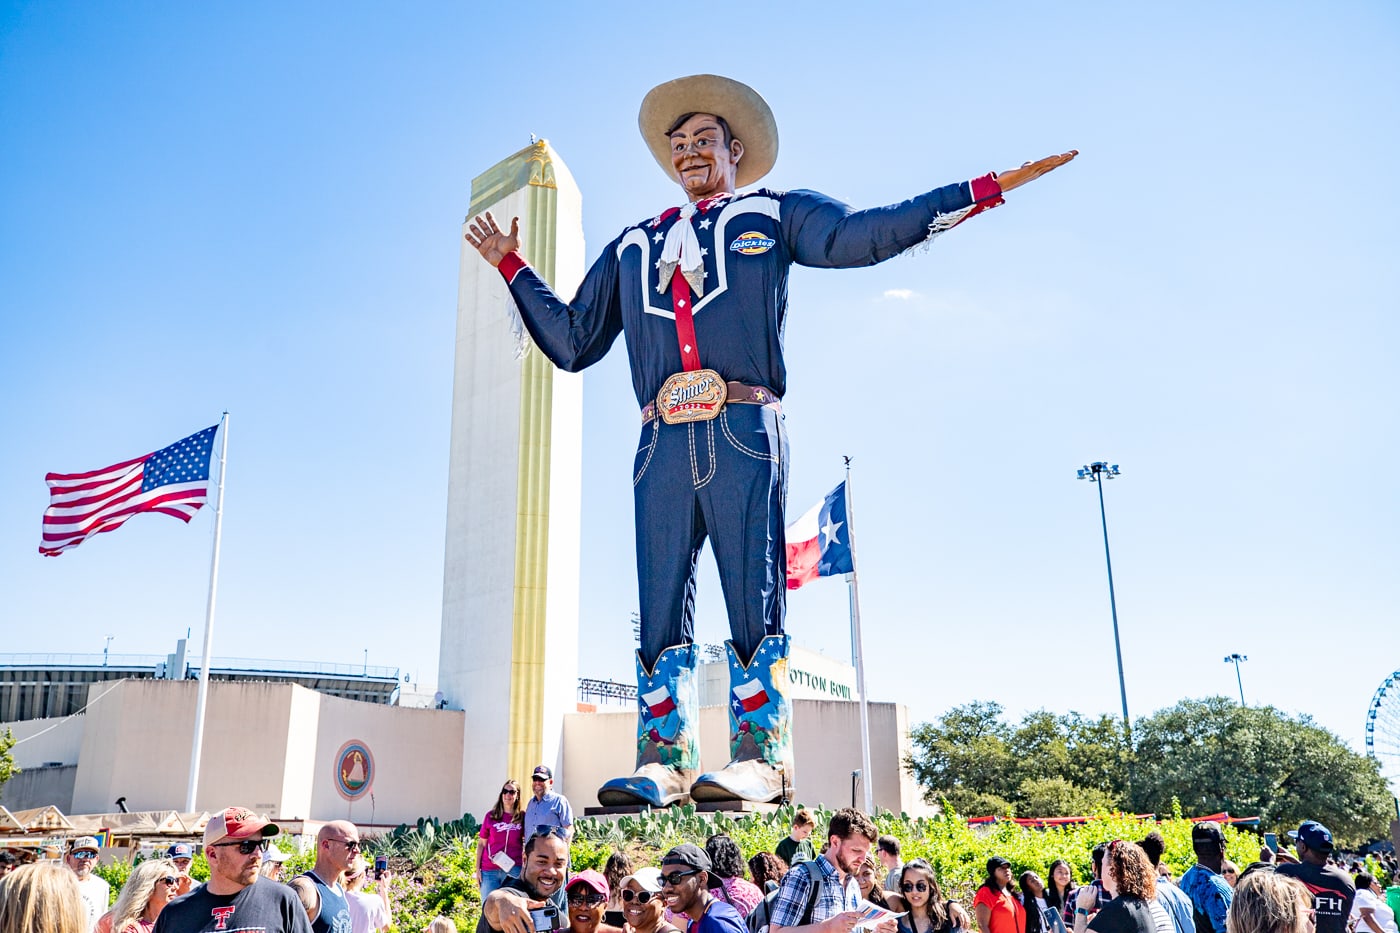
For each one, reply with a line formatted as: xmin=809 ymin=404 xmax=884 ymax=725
xmin=3 ymin=2 xmax=1397 ymax=782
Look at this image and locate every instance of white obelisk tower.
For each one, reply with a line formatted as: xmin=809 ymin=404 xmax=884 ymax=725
xmin=440 ymin=140 xmax=584 ymax=813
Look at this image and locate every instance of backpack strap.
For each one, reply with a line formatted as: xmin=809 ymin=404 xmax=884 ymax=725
xmin=798 ymin=859 xmax=826 ymax=928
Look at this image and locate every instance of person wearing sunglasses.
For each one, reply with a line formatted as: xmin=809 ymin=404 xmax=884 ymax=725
xmin=288 ymin=821 xmax=361 ymax=933
xmin=479 ymin=830 xmax=570 ymax=933
xmin=64 ymin=836 xmax=109 ymax=932
xmin=479 ymin=781 xmax=526 ymax=899
xmin=620 ymin=868 xmax=682 ymax=933
xmin=95 ymin=858 xmax=179 ymax=933
xmin=566 ymin=870 xmax=621 ymax=933
xmin=897 ymin=859 xmax=966 ymax=933
xmin=152 ymin=805 xmax=311 ymax=933
xmin=658 ymin=844 xmax=745 ymax=933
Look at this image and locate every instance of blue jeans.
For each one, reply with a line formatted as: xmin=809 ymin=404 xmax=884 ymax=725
xmin=480 ymin=869 xmax=507 ymax=900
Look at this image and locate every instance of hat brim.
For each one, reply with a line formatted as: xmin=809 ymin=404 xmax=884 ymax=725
xmin=639 ymin=74 xmax=778 ymax=189
xmin=621 ymin=870 xmax=663 ymax=894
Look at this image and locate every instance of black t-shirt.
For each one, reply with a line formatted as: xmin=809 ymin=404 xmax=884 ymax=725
xmin=476 ymin=875 xmax=569 ymax=933
xmin=152 ymin=880 xmax=314 ymax=933
xmin=1275 ymin=862 xmax=1356 ymax=933
xmin=1088 ymin=897 xmax=1164 ymax=933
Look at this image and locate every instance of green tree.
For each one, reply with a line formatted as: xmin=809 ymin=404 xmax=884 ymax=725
xmin=0 ymin=729 xmax=18 ymax=800
xmin=1131 ymin=698 xmax=1393 ymax=845
xmin=906 ymin=701 xmax=1018 ymax=815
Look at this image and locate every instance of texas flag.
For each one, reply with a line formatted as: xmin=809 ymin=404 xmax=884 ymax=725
xmin=641 ymin=685 xmax=676 ymax=720
xmin=785 ymin=481 xmax=854 ymax=590
xmin=731 ymin=678 xmax=771 ymax=716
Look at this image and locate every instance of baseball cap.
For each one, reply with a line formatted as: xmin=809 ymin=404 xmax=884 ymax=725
xmin=1191 ymin=821 xmax=1227 ymax=845
xmin=986 ymin=856 xmax=1010 ymax=872
xmin=661 ymin=843 xmax=711 ymax=872
xmin=71 ymin=836 xmax=100 ymax=853
xmin=532 ymin=765 xmax=553 ymax=781
xmin=622 ymin=867 xmax=664 ymax=894
xmin=1287 ymin=821 xmax=1334 ymax=851
xmin=166 ymin=843 xmax=194 ymax=860
xmin=264 ymin=843 xmax=290 ymax=863
xmin=202 ymin=806 xmax=280 ymax=846
xmin=568 ymin=869 xmax=610 ymax=898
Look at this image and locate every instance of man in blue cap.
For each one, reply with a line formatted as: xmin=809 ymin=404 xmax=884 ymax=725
xmin=166 ymin=843 xmax=195 ymax=896
xmin=1276 ymin=821 xmax=1355 ymax=933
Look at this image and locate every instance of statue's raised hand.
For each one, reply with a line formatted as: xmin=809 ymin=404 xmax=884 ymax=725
xmin=465 ymin=211 xmax=520 ymax=267
xmin=996 ymin=150 xmax=1078 ymax=193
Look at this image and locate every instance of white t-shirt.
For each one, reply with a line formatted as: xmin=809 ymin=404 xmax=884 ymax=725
xmin=346 ymin=888 xmax=391 ymax=933
xmin=74 ymin=874 xmax=111 ymax=932
xmin=1352 ymin=889 xmax=1399 ymax=933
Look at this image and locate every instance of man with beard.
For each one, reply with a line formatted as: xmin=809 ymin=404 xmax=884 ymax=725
xmin=153 ymin=807 xmax=312 ymax=933
xmin=479 ymin=830 xmax=570 ymax=933
xmin=657 ymin=845 xmax=745 ymax=933
xmin=770 ymin=809 xmax=895 ymax=933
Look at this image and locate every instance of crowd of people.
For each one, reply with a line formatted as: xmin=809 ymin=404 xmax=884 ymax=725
xmin=0 ymin=778 xmax=1394 ymax=933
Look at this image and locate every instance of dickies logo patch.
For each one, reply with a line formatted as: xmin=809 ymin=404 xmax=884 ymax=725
xmin=729 ymin=232 xmax=775 ymax=255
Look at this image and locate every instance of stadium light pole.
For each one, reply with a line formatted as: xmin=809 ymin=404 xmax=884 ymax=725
xmin=1077 ymin=462 xmax=1129 ymax=728
xmin=1224 ymin=653 xmax=1248 ymax=705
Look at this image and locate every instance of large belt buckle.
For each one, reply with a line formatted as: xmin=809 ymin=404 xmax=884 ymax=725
xmin=657 ymin=369 xmax=726 ymax=425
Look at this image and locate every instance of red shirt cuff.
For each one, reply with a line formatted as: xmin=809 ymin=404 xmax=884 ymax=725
xmin=970 ymin=172 xmax=1004 ymax=205
xmin=497 ymin=251 xmax=527 ymax=284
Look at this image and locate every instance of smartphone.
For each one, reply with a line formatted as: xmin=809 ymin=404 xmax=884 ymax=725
xmin=374 ymin=856 xmax=388 ymax=879
xmin=530 ymin=906 xmax=562 ymax=932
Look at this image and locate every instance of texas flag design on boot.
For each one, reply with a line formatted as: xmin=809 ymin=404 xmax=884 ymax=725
xmin=642 ymin=685 xmax=676 ymax=719
xmin=731 ymin=678 xmax=770 ymax=717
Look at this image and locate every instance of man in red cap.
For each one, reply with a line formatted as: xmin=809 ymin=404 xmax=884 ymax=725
xmin=467 ymin=74 xmax=1074 ymax=807
xmin=153 ymin=806 xmax=312 ymax=933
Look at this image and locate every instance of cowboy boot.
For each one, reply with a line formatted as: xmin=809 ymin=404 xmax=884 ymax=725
xmin=597 ymin=643 xmax=700 ymax=807
xmin=689 ymin=635 xmax=794 ymax=803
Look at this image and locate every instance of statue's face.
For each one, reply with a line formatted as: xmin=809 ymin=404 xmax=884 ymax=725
xmin=669 ymin=112 xmax=743 ymax=201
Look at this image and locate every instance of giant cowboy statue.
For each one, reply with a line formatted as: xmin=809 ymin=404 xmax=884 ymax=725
xmin=466 ymin=74 xmax=1076 ymax=807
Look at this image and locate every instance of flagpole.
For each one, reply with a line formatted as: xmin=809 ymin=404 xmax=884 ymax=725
xmin=843 ymin=457 xmax=875 ymax=814
xmin=186 ymin=412 xmax=229 ymax=813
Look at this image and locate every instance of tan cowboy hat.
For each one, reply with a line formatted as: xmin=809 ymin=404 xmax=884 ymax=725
xmin=638 ymin=74 xmax=778 ymax=188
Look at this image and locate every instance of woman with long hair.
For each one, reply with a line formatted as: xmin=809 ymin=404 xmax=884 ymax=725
xmin=976 ymin=857 xmax=1026 ymax=933
xmin=898 ymin=859 xmax=963 ymax=933
xmin=97 ymin=858 xmax=181 ymax=933
xmin=705 ymin=834 xmax=763 ymax=919
xmin=0 ymin=861 xmax=87 ymax=933
xmin=1074 ymin=842 xmax=1171 ymax=933
xmin=477 ymin=778 xmax=525 ymax=899
xmin=1046 ymin=861 xmax=1078 ymax=928
xmin=1021 ymin=871 xmax=1069 ymax=933
xmin=857 ymin=854 xmax=890 ymax=909
xmin=604 ymin=851 xmax=633 ymax=927
xmin=748 ymin=852 xmax=787 ymax=894
xmin=1225 ymin=872 xmax=1314 ymax=933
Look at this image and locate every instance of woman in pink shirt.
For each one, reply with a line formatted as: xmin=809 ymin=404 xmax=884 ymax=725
xmin=704 ymin=835 xmax=763 ymax=919
xmin=477 ymin=779 xmax=524 ymax=899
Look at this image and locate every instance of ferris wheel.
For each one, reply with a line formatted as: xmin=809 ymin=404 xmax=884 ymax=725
xmin=1365 ymin=670 xmax=1400 ymax=796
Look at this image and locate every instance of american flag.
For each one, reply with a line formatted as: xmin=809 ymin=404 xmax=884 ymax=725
xmin=39 ymin=424 xmax=219 ymax=556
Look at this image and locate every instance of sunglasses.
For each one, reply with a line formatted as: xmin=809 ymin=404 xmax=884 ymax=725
xmin=70 ymin=851 xmax=97 ymax=860
xmin=334 ymin=840 xmax=363 ymax=851
xmin=660 ymin=869 xmax=699 ymax=886
xmin=568 ymin=892 xmax=607 ymax=906
xmin=622 ymin=890 xmax=656 ymax=904
xmin=529 ymin=827 xmax=569 ymax=842
xmin=160 ymin=876 xmax=180 ymax=887
xmin=902 ymin=881 xmax=930 ymax=893
xmin=212 ymin=839 xmax=269 ymax=855
xmin=502 ymin=789 xmax=518 ymax=796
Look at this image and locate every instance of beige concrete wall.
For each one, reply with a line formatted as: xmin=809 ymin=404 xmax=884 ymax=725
xmin=561 ymin=699 xmax=934 ymax=815
xmin=5 ymin=712 xmax=85 ymax=768
xmin=307 ymin=690 xmax=464 ymax=825
xmin=72 ymin=680 xmax=295 ymax=815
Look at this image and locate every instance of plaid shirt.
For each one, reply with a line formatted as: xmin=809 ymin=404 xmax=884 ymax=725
xmin=770 ymin=856 xmax=860 ymax=928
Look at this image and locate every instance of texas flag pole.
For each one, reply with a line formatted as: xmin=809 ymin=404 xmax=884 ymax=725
xmin=785 ymin=464 xmax=873 ymax=812
xmin=843 ymin=458 xmax=875 ymax=814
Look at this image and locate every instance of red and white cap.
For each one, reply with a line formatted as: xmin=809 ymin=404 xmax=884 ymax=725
xmin=202 ymin=806 xmax=280 ymax=846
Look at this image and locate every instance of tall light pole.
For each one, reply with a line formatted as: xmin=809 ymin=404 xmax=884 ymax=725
xmin=1224 ymin=653 xmax=1248 ymax=705
xmin=1077 ymin=462 xmax=1129 ymax=727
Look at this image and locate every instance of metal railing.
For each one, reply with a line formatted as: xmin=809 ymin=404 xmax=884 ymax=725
xmin=0 ymin=653 xmax=400 ymax=681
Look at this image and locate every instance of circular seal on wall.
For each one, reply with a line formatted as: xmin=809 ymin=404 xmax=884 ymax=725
xmin=334 ymin=740 xmax=374 ymax=801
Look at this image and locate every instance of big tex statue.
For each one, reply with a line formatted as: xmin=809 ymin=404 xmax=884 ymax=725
xmin=467 ymin=75 xmax=1075 ymax=807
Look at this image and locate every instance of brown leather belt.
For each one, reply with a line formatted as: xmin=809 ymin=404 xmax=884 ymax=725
xmin=642 ymin=381 xmax=780 ymax=424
